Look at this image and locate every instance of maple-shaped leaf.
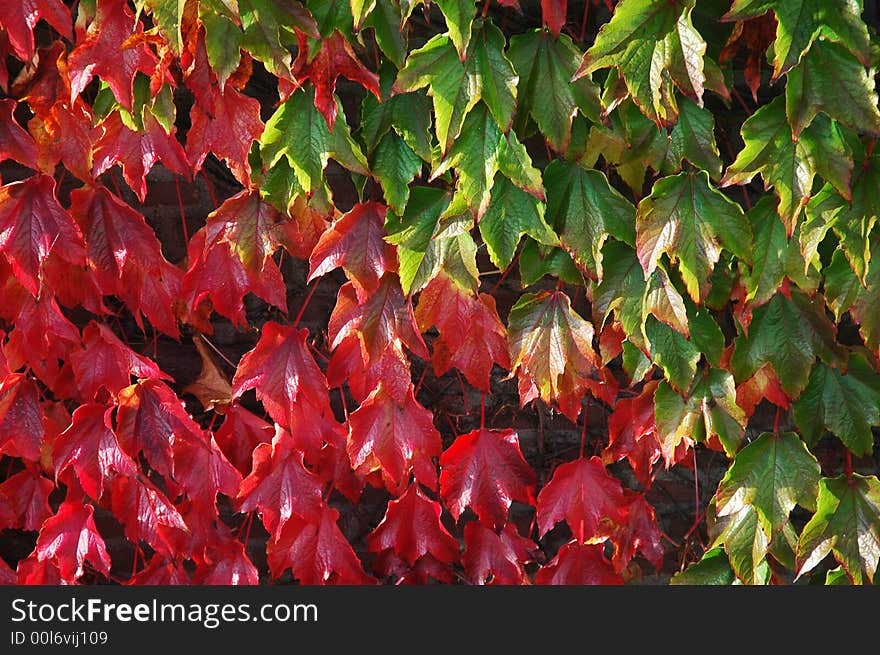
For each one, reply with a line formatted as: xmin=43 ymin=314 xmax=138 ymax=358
xmin=169 ymin=430 xmax=242 ymax=514
xmin=707 ymin=499 xmax=771 ymax=585
xmin=193 ymin=540 xmax=260 ymax=585
xmin=231 ymin=322 xmax=331 ymax=431
xmin=260 ymin=86 xmax=368 ymax=195
xmin=371 ymin=131 xmax=422 ymax=215
xmin=326 ymin=334 xmax=413 ymax=404
xmin=545 ymin=160 xmax=635 ymax=281
xmin=574 ymin=0 xmax=706 ymax=127
xmin=720 ymin=96 xmax=852 ymax=234
xmin=16 ymin=554 xmax=64 ymax=585
xmin=290 ymin=31 xmax=380 ymax=130
xmin=214 ymin=404 xmax=274 ymax=474
xmin=735 ymin=363 xmax=791 ymax=419
xmin=366 ymin=482 xmax=460 ymax=566
xmin=537 ymin=456 xmax=627 ymax=542
xmin=825 ymin=243 xmax=880 ymax=356
xmin=670 ymin=546 xmax=736 ymax=585
xmin=236 ymin=427 xmax=325 ymax=537
xmin=237 ymin=0 xmax=317 ymax=80
xmin=70 ymin=322 xmax=170 ymax=401
xmin=722 ymin=0 xmax=870 ymax=79
xmin=593 ymin=240 xmax=647 ymax=349
xmin=267 ymin=505 xmax=376 ymax=584
xmin=347 ymin=382 xmax=442 ymax=495
xmin=508 ymin=290 xmax=613 ymax=422
xmin=308 ymin=201 xmax=399 ymax=298
xmin=183 ymin=333 xmax=233 ymax=413
xmin=393 ymin=22 xmax=519 ymax=153
xmin=0 ymin=99 xmax=39 ymax=170
xmin=792 ymin=354 xmax=880 ymax=457
xmin=797 ymin=474 xmax=880 ymax=584
xmin=0 ymin=467 xmax=53 ymax=531
xmin=53 ymin=403 xmax=138 ymax=500
xmin=127 ymin=553 xmax=190 ymax=585
xmin=185 ymin=31 xmax=264 ymax=186
xmin=116 ymin=379 xmax=204 ymax=478
xmin=0 ymin=174 xmax=86 ymax=296
xmin=439 ymin=427 xmax=536 ymax=529
xmin=636 ymin=170 xmax=752 ymax=304
xmin=654 ymin=369 xmax=747 ymax=457
xmin=730 ymin=288 xmax=842 ymax=399
xmin=414 ymin=273 xmax=509 ymax=393
xmin=92 ymin=110 xmax=190 ymax=203
xmin=603 ymin=380 xmax=667 ymax=488
xmin=462 ymin=521 xmax=538 ymax=585
xmin=68 ymin=0 xmax=160 ymax=110
xmin=432 ymin=103 xmax=544 ymax=219
xmin=0 ymin=373 xmax=44 ymax=461
xmin=715 ymin=431 xmax=820 ymax=548
xmin=508 ymin=29 xmax=602 ymax=152
xmin=35 ymin=500 xmax=111 ymax=582
xmin=534 ymin=541 xmax=622 ymax=584
xmin=109 ymin=474 xmax=190 ymax=557
xmin=605 ymin=491 xmax=664 ymax=573
xmin=0 ymin=0 xmax=71 ymax=62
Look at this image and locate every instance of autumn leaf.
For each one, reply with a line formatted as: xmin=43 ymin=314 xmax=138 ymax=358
xmin=534 ymin=541 xmax=622 ymax=584
xmin=0 ymin=99 xmax=39 ymax=170
xmin=0 ymin=467 xmax=53 ymax=531
xmin=35 ymin=500 xmax=111 ymax=582
xmin=109 ymin=474 xmax=190 ymax=557
xmin=0 ymin=0 xmax=71 ymax=62
xmin=462 ymin=522 xmax=538 ymax=585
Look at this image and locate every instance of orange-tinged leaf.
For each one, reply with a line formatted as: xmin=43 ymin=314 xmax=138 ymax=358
xmin=183 ymin=334 xmax=233 ymax=413
xmin=735 ymin=363 xmax=791 ymax=418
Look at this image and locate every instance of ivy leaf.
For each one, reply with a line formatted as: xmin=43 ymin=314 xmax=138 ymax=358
xmin=797 ymin=474 xmax=880 ymax=584
xmin=439 ymin=427 xmax=536 ymax=530
xmin=715 ymin=431 xmax=820 ymax=542
xmin=432 ymin=103 xmax=544 ymax=219
xmin=546 ymin=160 xmax=636 ymax=281
xmin=435 ymin=0 xmax=476 ymax=59
xmin=0 ymin=0 xmax=71 ymax=62
xmin=35 ymin=501 xmax=111 ymax=582
xmin=730 ymin=288 xmax=843 ymax=399
xmin=592 ymin=240 xmax=647 ymax=348
xmin=192 ymin=541 xmax=259 ymax=586
xmin=199 ymin=4 xmax=243 ymax=90
xmin=722 ymin=0 xmax=870 ymax=79
xmin=707 ymin=501 xmax=770 ymax=585
xmin=535 ymin=541 xmax=622 ymax=584
xmin=0 ymin=468 xmax=53 ymax=531
xmin=721 ymin=96 xmax=852 ymax=234
xmin=260 ymin=86 xmax=368 ymax=195
xmin=792 ymin=354 xmax=880 ymax=457
xmin=574 ymin=0 xmax=706 ymax=127
xmin=108 ymin=475 xmax=189 ymax=557
xmin=346 ymin=382 xmax=442 ymax=495
xmin=540 ymin=0 xmax=566 ymax=37
xmin=0 ymin=99 xmax=39 ymax=170
xmin=642 ymin=266 xmax=689 ymax=337
xmin=371 ymin=131 xmax=422 ymax=214
xmin=644 ymin=315 xmax=700 ymax=394
xmin=214 ymin=404 xmax=274 ymax=475
xmin=167 ymin=430 xmax=242 ymax=517
xmin=238 ymin=0 xmax=318 ymax=80
xmin=0 ymin=374 xmax=45 ymax=462
xmin=479 ymin=175 xmax=558 ymax=272
xmin=366 ymin=482 xmax=460 ymax=566
xmin=508 ymin=29 xmax=602 ymax=152
xmin=466 ymin=19 xmax=518 ymax=132
xmin=462 ymin=522 xmax=537 ymax=585
xmin=636 ymin=170 xmax=752 ymax=303
xmin=825 ymin=243 xmax=880 ymax=355
xmin=665 ymin=97 xmax=723 ymax=180
xmin=603 ymin=380 xmax=663 ymax=488
xmin=363 ymin=0 xmax=407 ymax=67
xmin=670 ymin=546 xmax=735 ymax=585
xmin=508 ymin=290 xmax=612 ymax=422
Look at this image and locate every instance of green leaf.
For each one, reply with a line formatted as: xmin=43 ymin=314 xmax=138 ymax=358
xmin=431 ymin=104 xmax=543 ymax=219
xmin=797 ymin=474 xmax=880 ymax=584
xmin=670 ymin=546 xmax=736 ymax=585
xmin=479 ymin=176 xmax=558 ymax=271
xmin=686 ymin=300 xmax=725 ymax=368
xmin=363 ymin=0 xmax=407 ymax=67
xmin=544 ymin=161 xmax=636 ymax=281
xmin=715 ymin=431 xmax=821 ymax=541
xmin=260 ymin=87 xmax=368 ymax=194
xmin=636 ymin=170 xmax=752 ymax=303
xmin=824 ymin=240 xmax=880 ymax=354
xmin=593 ymin=240 xmax=647 ymax=349
xmin=435 ymin=0 xmax=476 ymax=58
xmin=792 ymin=354 xmax=880 ymax=456
xmin=350 ymin=0 xmax=376 ymax=29
xmin=708 ymin=502 xmax=771 ymax=585
xmin=200 ymin=11 xmax=243 ymax=91
xmin=642 ymin=266 xmax=689 ymax=337
xmin=721 ymin=96 xmax=852 ymax=234
xmin=654 ymin=369 xmax=746 ymax=457
xmin=372 ymin=131 xmax=422 ymax=214
xmin=307 ymin=0 xmax=354 ymax=39
xmin=785 ymin=39 xmax=880 ymax=137
xmin=575 ymin=0 xmax=707 ymax=126
xmin=621 ymin=340 xmax=653 ymax=384
xmin=518 ymin=239 xmax=584 ymax=287
xmin=138 ymin=0 xmax=186 ymax=53
xmin=723 ymin=0 xmax=871 ymax=78
xmin=665 ymin=97 xmax=723 ymax=180
xmin=240 ymin=0 xmax=318 ymax=78
xmin=467 ymin=20 xmax=518 ymax=133
xmin=644 ymin=315 xmax=699 ymax=394
xmin=508 ymin=29 xmax=602 ymax=152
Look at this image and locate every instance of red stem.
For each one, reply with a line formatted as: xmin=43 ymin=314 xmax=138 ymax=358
xmin=481 ymin=0 xmax=490 ymax=17
xmin=579 ymin=0 xmax=590 ymax=42
xmin=292 ymin=281 xmax=319 ymax=328
xmin=174 ymin=176 xmax=190 ymax=246
xmin=413 ymin=365 xmax=429 ymax=396
xmin=480 ymin=393 xmax=486 ymax=429
xmin=489 ymin=252 xmax=519 ymax=294
xmin=845 ymin=450 xmax=853 ymax=479
xmin=773 ymin=406 xmax=780 ymax=435
xmin=455 ymin=370 xmax=470 ymax=415
xmin=579 ymin=404 xmax=589 ymax=458
xmin=201 ymin=169 xmax=218 ymax=208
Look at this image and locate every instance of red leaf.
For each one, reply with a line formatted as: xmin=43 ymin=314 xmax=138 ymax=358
xmin=235 ymin=427 xmax=325 ymax=537
xmin=719 ymin=13 xmax=777 ymax=101
xmin=266 ymin=505 xmax=375 ymax=584
xmin=40 ymin=251 xmax=107 ymax=316
xmin=536 ymin=456 xmax=627 ymax=542
xmin=35 ymin=500 xmax=111 ymax=582
xmin=193 ymin=540 xmax=259 ymax=585
xmin=16 ymin=553 xmax=64 ymax=585
xmin=605 ymin=491 xmax=664 ymax=573
xmin=0 ymin=175 xmax=86 ymax=295
xmin=68 ymin=0 xmax=160 ymax=110
xmin=109 ymin=474 xmax=190 ymax=557
xmin=371 ymin=551 xmax=457 ymax=584
xmin=53 ymin=403 xmax=137 ymax=500
xmin=414 ymin=274 xmax=510 ymax=393
xmin=347 ymin=382 xmax=442 ymax=495
xmin=541 ymin=0 xmax=567 ymax=37
xmin=70 ymin=322 xmax=170 ymax=401
xmin=0 ymin=0 xmax=71 ymax=62
xmin=231 ymin=322 xmax=331 ymax=431
xmin=439 ymin=427 xmax=536 ymax=529
xmin=602 ymin=380 xmax=662 ymax=488
xmin=366 ymin=482 xmax=460 ymax=567
xmin=185 ymin=33 xmax=263 ymax=186
xmin=314 ymin=425 xmax=365 ymax=503
xmin=326 ymin=335 xmax=413 ymax=403
xmin=0 ymin=373 xmax=45 ymax=461
xmin=735 ymin=362 xmax=791 ymax=418
xmin=169 ymin=430 xmax=242 ymax=514
xmin=309 ymin=201 xmax=399 ymax=298
xmin=127 ymin=554 xmax=190 ymax=585
xmin=214 ymin=404 xmax=274 ymax=475
xmin=291 ymin=31 xmax=380 ymax=130
xmin=0 ymin=467 xmax=53 ymax=530
xmin=534 ymin=541 xmax=622 ymax=585
xmin=0 ymin=99 xmax=39 ymax=169
xmin=462 ymin=522 xmax=539 ymax=585
xmin=0 ymin=555 xmax=15 ymax=584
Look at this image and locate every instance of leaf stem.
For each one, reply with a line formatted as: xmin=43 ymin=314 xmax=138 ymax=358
xmin=480 ymin=393 xmax=486 ymax=429
xmin=292 ymin=281 xmax=320 ymax=328
xmin=455 ymin=369 xmax=470 ymax=414
xmin=773 ymin=406 xmax=780 ymax=435
xmin=579 ymin=398 xmax=589 ymax=458
xmin=845 ymin=450 xmax=853 ymax=479
xmin=579 ymin=0 xmax=590 ymax=42
xmin=174 ymin=176 xmax=190 ymax=245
